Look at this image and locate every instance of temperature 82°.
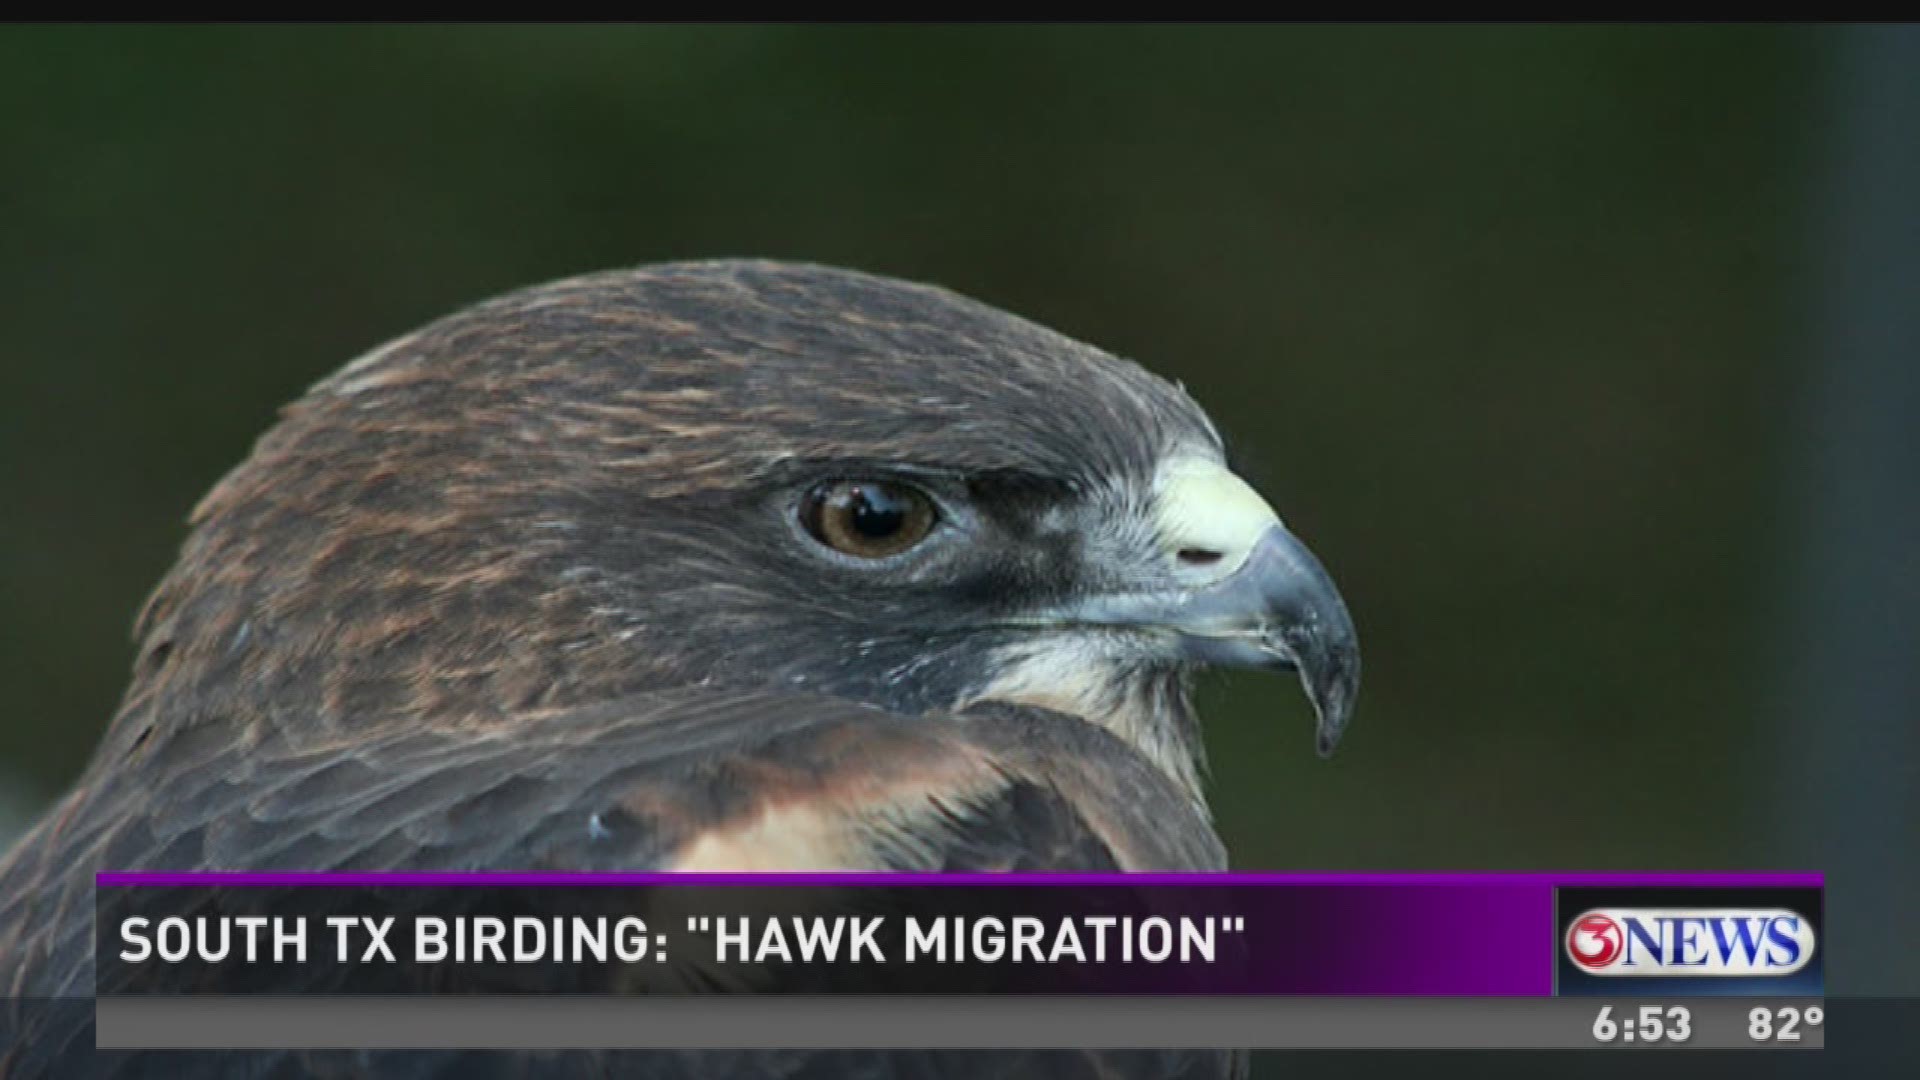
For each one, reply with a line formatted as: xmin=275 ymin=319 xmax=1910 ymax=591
xmin=1748 ymin=1004 xmax=1824 ymax=1042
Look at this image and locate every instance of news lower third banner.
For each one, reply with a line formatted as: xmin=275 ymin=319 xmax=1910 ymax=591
xmin=84 ymin=872 xmax=1824 ymax=1050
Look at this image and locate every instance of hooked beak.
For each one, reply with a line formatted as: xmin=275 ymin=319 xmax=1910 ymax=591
xmin=1075 ymin=459 xmax=1361 ymax=757
xmin=1161 ymin=524 xmax=1360 ymax=757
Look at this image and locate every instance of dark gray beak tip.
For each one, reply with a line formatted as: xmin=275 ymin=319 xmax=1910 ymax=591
xmin=1316 ymin=730 xmax=1339 ymax=759
xmin=1308 ymin=648 xmax=1359 ymax=759
xmin=1255 ymin=525 xmax=1360 ymax=761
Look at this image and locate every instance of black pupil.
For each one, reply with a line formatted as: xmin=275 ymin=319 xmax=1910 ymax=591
xmin=847 ymin=486 xmax=907 ymax=538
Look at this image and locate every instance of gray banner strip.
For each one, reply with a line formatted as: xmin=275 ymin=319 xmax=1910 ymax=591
xmin=96 ymin=996 xmax=1823 ymax=1050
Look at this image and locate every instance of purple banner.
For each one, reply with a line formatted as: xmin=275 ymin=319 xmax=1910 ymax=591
xmin=95 ymin=872 xmax=1821 ymax=998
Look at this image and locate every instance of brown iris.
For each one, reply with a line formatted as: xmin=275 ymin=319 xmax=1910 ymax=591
xmin=799 ymin=480 xmax=937 ymax=559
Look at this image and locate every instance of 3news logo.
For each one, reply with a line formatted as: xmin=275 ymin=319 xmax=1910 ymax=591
xmin=1565 ymin=909 xmax=1814 ymax=976
xmin=1555 ymin=886 xmax=1823 ymax=996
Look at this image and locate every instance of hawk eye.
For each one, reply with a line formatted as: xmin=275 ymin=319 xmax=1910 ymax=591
xmin=799 ymin=480 xmax=937 ymax=560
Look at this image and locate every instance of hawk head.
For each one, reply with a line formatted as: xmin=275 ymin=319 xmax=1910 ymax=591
xmin=127 ymin=261 xmax=1358 ymax=801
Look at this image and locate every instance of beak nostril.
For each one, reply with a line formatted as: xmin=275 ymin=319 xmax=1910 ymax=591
xmin=1176 ymin=548 xmax=1224 ymax=568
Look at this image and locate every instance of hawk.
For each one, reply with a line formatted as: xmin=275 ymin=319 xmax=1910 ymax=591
xmin=0 ymin=261 xmax=1358 ymax=1076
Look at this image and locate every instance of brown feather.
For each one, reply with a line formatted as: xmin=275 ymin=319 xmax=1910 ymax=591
xmin=0 ymin=263 xmax=1239 ymax=1080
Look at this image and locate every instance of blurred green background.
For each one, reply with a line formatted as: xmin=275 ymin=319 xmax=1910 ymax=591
xmin=0 ymin=26 xmax=1895 ymax=899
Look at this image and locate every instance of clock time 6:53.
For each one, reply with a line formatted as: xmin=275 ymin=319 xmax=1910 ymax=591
xmin=1592 ymin=1005 xmax=1692 ymax=1044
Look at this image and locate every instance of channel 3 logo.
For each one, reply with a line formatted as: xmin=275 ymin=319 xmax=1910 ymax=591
xmin=1564 ymin=908 xmax=1816 ymax=977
